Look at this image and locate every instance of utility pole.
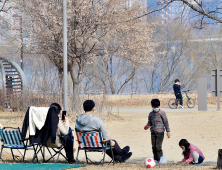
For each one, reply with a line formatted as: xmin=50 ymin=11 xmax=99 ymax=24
xmin=20 ymin=16 xmax=23 ymax=70
xmin=63 ymin=0 xmax=68 ymax=112
xmin=12 ymin=14 xmax=23 ymax=70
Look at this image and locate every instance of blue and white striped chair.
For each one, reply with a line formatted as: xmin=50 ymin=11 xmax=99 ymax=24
xmin=75 ymin=129 xmax=115 ymax=165
xmin=0 ymin=127 xmax=38 ymax=162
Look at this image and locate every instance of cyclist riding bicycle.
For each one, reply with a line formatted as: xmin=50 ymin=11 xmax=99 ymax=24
xmin=173 ymin=79 xmax=184 ymax=109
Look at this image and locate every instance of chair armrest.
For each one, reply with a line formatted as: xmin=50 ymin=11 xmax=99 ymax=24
xmin=103 ymin=139 xmax=112 ymax=146
xmin=103 ymin=138 xmax=111 ymax=142
xmin=60 ymin=129 xmax=73 ymax=138
xmin=21 ymin=138 xmax=29 ymax=141
xmin=68 ymin=129 xmax=74 ymax=134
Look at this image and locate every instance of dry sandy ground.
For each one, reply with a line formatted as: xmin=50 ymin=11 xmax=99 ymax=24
xmin=0 ymin=109 xmax=221 ymax=169
xmin=70 ymin=163 xmax=216 ymax=170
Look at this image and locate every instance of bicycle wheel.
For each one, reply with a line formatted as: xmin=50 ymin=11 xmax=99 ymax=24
xmin=168 ymin=99 xmax=178 ymax=109
xmin=187 ymin=98 xmax=195 ymax=108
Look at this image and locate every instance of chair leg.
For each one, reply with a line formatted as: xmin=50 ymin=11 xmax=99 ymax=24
xmin=39 ymin=146 xmax=45 ymax=162
xmin=31 ymin=145 xmax=42 ymax=162
xmin=56 ymin=148 xmax=63 ymax=163
xmin=110 ymin=148 xmax=115 ymax=165
xmin=0 ymin=147 xmax=5 ymax=162
xmin=43 ymin=146 xmax=45 ymax=162
xmin=45 ymin=149 xmax=58 ymax=163
xmin=59 ymin=151 xmax=68 ymax=161
xmin=85 ymin=150 xmax=88 ymax=164
xmin=11 ymin=149 xmax=15 ymax=161
xmin=46 ymin=147 xmax=56 ymax=163
xmin=102 ymin=150 xmax=106 ymax=166
xmin=50 ymin=148 xmax=60 ymax=163
xmin=75 ymin=148 xmax=80 ymax=164
xmin=33 ymin=145 xmax=38 ymax=162
xmin=32 ymin=145 xmax=38 ymax=163
xmin=45 ymin=147 xmax=67 ymax=163
xmin=22 ymin=148 xmax=27 ymax=162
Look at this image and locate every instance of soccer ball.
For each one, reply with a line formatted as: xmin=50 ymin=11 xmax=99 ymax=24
xmin=144 ymin=158 xmax=156 ymax=168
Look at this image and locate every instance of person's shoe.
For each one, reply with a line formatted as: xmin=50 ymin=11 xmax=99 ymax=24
xmin=193 ymin=163 xmax=199 ymax=165
xmin=119 ymin=152 xmax=132 ymax=163
xmin=180 ymin=105 xmax=184 ymax=109
xmin=155 ymin=160 xmax=159 ymax=163
xmin=122 ymin=146 xmax=130 ymax=154
xmin=68 ymin=159 xmax=77 ymax=164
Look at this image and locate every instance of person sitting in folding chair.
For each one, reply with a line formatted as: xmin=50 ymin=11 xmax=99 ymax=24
xmin=46 ymin=103 xmax=75 ymax=163
xmin=21 ymin=103 xmax=75 ymax=163
xmin=75 ymin=100 xmax=132 ymax=163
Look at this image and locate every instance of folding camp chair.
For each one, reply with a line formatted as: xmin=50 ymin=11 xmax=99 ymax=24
xmin=0 ymin=127 xmax=38 ymax=162
xmin=31 ymin=129 xmax=73 ymax=163
xmin=75 ymin=129 xmax=115 ymax=165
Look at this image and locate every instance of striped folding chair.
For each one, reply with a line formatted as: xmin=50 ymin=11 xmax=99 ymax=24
xmin=0 ymin=127 xmax=38 ymax=162
xmin=75 ymin=129 xmax=114 ymax=165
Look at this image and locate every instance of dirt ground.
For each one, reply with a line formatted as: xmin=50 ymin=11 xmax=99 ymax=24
xmin=70 ymin=163 xmax=216 ymax=170
xmin=0 ymin=109 xmax=221 ymax=169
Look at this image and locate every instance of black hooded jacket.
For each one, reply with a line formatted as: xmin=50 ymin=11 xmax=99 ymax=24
xmin=21 ymin=107 xmax=59 ymax=145
xmin=173 ymin=84 xmax=181 ymax=95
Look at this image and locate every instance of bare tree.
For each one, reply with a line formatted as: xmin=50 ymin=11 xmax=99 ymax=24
xmin=0 ymin=0 xmax=11 ymax=13
xmin=86 ymin=57 xmax=136 ymax=94
xmin=186 ymin=27 xmax=222 ymax=88
xmin=131 ymin=0 xmax=222 ymax=28
xmin=14 ymin=0 xmax=157 ymax=99
xmin=85 ymin=14 xmax=157 ymax=94
xmin=133 ymin=20 xmax=203 ymax=93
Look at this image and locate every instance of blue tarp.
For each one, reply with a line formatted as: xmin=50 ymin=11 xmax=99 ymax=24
xmin=0 ymin=163 xmax=86 ymax=170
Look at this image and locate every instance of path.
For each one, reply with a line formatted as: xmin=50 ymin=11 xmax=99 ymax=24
xmin=112 ymin=108 xmax=217 ymax=113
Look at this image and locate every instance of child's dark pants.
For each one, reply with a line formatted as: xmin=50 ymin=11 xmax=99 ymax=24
xmin=151 ymin=132 xmax=164 ymax=161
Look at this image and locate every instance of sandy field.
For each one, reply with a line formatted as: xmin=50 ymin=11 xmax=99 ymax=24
xmin=0 ymin=108 xmax=221 ymax=169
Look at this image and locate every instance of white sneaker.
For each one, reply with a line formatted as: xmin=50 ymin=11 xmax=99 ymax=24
xmin=180 ymin=105 xmax=184 ymax=109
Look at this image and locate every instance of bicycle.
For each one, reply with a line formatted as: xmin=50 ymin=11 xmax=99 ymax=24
xmin=168 ymin=90 xmax=195 ymax=109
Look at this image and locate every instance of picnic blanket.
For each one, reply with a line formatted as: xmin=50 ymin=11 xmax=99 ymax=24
xmin=0 ymin=163 xmax=86 ymax=170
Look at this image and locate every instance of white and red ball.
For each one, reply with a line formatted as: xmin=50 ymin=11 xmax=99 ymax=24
xmin=144 ymin=158 xmax=156 ymax=168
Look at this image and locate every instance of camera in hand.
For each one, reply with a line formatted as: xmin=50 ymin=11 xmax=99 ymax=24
xmin=62 ymin=111 xmax=67 ymax=120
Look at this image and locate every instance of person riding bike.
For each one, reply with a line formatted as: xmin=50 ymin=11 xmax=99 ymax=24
xmin=173 ymin=79 xmax=184 ymax=109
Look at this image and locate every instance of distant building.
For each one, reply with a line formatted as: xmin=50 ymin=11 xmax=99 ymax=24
xmin=147 ymin=0 xmax=221 ymax=24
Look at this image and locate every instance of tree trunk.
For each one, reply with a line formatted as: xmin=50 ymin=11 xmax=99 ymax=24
xmin=69 ymin=63 xmax=83 ymax=114
xmin=109 ymin=56 xmax=116 ymax=94
xmin=117 ymin=66 xmax=136 ymax=94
